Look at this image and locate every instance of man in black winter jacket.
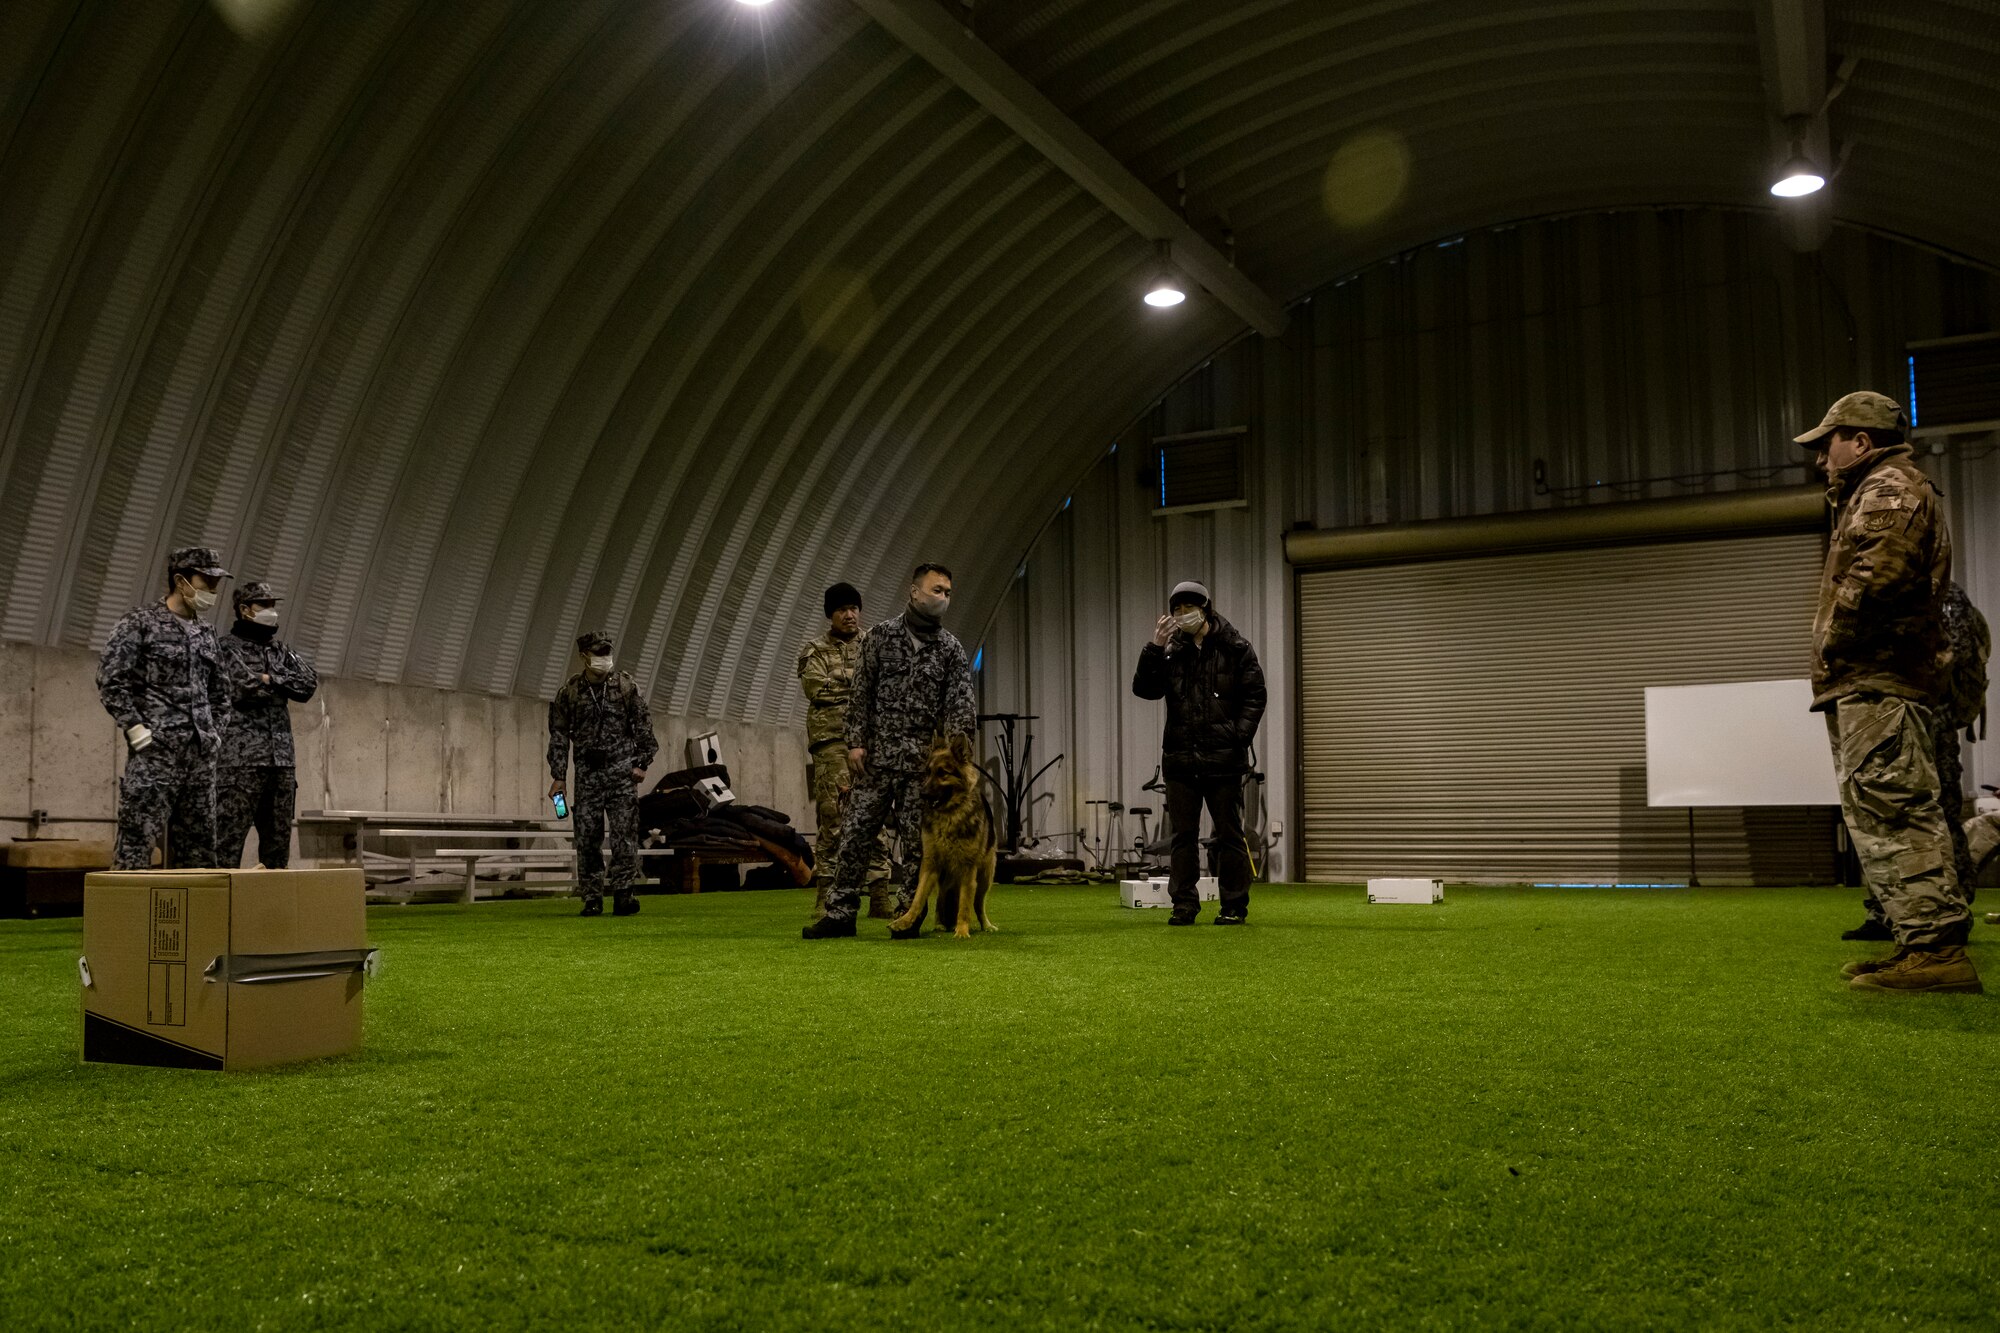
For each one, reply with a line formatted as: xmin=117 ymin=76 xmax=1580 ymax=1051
xmin=1132 ymin=580 xmax=1268 ymax=924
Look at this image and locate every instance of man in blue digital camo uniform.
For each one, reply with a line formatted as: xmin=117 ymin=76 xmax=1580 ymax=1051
xmin=97 ymin=547 xmax=233 ymax=870
xmin=217 ymin=581 xmax=318 ymax=868
xmin=802 ymin=563 xmax=977 ymax=939
xmin=549 ymin=631 xmax=659 ymax=917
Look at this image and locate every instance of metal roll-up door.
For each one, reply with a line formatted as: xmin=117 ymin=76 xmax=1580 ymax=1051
xmin=1297 ymin=532 xmax=1837 ymax=885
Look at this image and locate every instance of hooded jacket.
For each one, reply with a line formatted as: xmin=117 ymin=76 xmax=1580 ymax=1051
xmin=1811 ymin=442 xmax=1952 ymax=711
xmin=1132 ymin=611 xmax=1268 ymax=777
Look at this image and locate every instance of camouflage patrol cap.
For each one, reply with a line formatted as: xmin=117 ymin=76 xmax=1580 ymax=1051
xmin=575 ymin=629 xmax=613 ymax=655
xmin=1795 ymin=391 xmax=1909 ymax=447
xmin=166 ymin=546 xmax=229 ymax=579
xmin=232 ymin=580 xmax=282 ymax=609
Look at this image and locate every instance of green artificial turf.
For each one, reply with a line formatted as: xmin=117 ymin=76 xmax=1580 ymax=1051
xmin=2 ymin=885 xmax=1997 ymax=1330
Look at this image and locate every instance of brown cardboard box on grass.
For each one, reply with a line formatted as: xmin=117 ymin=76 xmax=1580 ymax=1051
xmin=81 ymin=868 xmax=373 ymax=1071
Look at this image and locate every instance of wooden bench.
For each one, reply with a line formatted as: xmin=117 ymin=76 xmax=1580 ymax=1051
xmin=434 ymin=846 xmax=578 ymax=905
xmin=637 ymin=847 xmax=775 ymax=894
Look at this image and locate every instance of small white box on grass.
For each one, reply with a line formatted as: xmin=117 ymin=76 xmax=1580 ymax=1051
xmin=1120 ymin=879 xmax=1171 ymax=909
xmin=1367 ymin=877 xmax=1443 ymax=904
xmin=1196 ymin=876 xmax=1219 ymax=902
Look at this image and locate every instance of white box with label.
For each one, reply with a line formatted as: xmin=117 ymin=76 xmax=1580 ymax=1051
xmin=1367 ymin=877 xmax=1443 ymax=904
xmin=1120 ymin=879 xmax=1171 ymax=909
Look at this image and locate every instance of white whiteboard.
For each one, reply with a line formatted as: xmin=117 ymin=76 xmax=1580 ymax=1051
xmin=1644 ymin=679 xmax=1840 ymax=807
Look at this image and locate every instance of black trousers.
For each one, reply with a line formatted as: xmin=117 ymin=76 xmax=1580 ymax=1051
xmin=1166 ymin=772 xmax=1252 ymax=913
xmin=217 ymin=765 xmax=298 ymax=869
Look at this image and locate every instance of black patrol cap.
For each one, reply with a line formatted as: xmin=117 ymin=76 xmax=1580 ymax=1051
xmin=233 ymin=580 xmax=282 ymax=610
xmin=167 ymin=545 xmax=229 ymax=580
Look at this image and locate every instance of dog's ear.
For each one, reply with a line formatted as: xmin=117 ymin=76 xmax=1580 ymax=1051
xmin=949 ymin=732 xmax=972 ymax=763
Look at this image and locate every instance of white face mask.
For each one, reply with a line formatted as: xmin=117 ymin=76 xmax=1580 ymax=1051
xmin=589 ymin=655 xmax=614 ymax=674
xmin=1175 ymin=607 xmax=1206 ymax=632
xmin=179 ymin=578 xmax=218 ymax=612
xmin=250 ymin=608 xmax=279 ymax=628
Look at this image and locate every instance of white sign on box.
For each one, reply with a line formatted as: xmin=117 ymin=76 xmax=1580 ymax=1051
xmin=1367 ymin=878 xmax=1443 ymax=904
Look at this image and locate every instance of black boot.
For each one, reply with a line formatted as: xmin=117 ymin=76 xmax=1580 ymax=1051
xmin=801 ymin=914 xmax=857 ymax=939
xmin=612 ymin=894 xmax=640 ymax=917
xmin=1167 ymin=908 xmax=1199 ymax=926
xmin=578 ymin=897 xmax=603 ymax=917
xmin=1841 ymin=918 xmax=1893 ymax=941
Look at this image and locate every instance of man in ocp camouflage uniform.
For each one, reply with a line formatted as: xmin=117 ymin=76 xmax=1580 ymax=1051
xmin=1934 ymin=583 xmax=1990 ymax=895
xmin=1848 ymin=581 xmax=1992 ymax=936
xmin=217 ymin=581 xmax=318 ymax=868
xmin=802 ymin=563 xmax=977 ymax=939
xmin=97 ymin=546 xmax=233 ymax=869
xmin=1796 ymin=392 xmax=1979 ymax=993
xmin=796 ymin=581 xmax=894 ymax=919
xmin=548 ymin=631 xmax=659 ymax=918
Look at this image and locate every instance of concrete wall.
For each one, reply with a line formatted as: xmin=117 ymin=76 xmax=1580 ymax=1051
xmin=979 ymin=211 xmax=2000 ymax=879
xmin=1 ymin=643 xmax=809 ymax=862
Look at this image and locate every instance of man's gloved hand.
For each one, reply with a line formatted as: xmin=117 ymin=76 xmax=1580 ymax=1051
xmin=125 ymin=724 xmax=154 ymax=753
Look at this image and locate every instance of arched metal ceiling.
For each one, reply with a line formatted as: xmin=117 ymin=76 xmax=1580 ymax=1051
xmin=1 ymin=0 xmax=1994 ymax=727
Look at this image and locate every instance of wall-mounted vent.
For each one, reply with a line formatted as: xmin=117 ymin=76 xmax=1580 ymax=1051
xmin=1154 ymin=427 xmax=1248 ymax=515
xmin=1908 ymin=332 xmax=2000 ymax=431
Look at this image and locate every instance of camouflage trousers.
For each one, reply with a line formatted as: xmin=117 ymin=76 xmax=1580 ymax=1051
xmin=810 ymin=743 xmax=891 ymax=913
xmin=217 ymin=765 xmax=297 ymax=869
xmin=1826 ymin=695 xmax=1970 ymax=947
xmin=1934 ymin=718 xmax=1976 ymax=900
xmin=114 ymin=741 xmax=218 ymax=870
xmin=822 ymin=767 xmax=920 ymax=923
xmin=573 ymin=763 xmax=640 ymax=907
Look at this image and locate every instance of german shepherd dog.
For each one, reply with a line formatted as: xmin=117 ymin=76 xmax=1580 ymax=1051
xmin=891 ymin=732 xmax=998 ymax=938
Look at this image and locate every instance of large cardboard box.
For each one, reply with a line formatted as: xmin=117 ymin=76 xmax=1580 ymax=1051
xmin=80 ymin=869 xmax=373 ymax=1071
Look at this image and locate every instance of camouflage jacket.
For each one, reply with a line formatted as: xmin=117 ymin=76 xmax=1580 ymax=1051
xmin=796 ymin=630 xmax=864 ymax=749
xmin=844 ymin=611 xmax=977 ymax=773
xmin=1811 ymin=444 xmax=1952 ymax=711
xmin=548 ymin=671 xmax=659 ymax=780
xmin=219 ymin=622 xmax=319 ymax=768
xmin=96 ymin=600 xmax=231 ymax=752
xmin=1939 ymin=583 xmax=1990 ymax=733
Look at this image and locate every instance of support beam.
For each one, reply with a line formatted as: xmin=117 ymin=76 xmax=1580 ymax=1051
xmin=849 ymin=0 xmax=1288 ymax=338
xmin=1753 ymin=0 xmax=1831 ymax=252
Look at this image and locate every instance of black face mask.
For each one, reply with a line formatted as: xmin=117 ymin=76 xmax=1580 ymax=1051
xmin=232 ymin=617 xmax=278 ymax=643
xmin=906 ymin=600 xmax=943 ymax=638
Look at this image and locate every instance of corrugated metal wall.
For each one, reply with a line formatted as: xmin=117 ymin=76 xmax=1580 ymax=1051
xmin=1297 ymin=534 xmax=1832 ymax=885
xmin=981 ymin=209 xmax=2000 ymax=881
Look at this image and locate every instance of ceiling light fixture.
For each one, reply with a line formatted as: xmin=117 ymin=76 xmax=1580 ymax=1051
xmin=1770 ymin=117 xmax=1825 ymax=198
xmin=1144 ymin=241 xmax=1186 ymax=308
xmin=734 ymin=0 xmax=776 ymax=7
xmin=1770 ymin=151 xmax=1824 ymax=198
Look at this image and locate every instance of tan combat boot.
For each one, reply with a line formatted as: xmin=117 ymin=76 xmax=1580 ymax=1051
xmin=1847 ymin=945 xmax=1983 ymax=994
xmin=1840 ymin=947 xmax=1908 ymax=980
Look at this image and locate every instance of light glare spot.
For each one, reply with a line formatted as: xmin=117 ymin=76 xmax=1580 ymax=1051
xmin=1321 ymin=128 xmax=1412 ymax=229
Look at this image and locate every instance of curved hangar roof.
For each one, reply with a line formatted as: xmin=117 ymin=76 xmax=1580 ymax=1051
xmin=1 ymin=0 xmax=1993 ymax=723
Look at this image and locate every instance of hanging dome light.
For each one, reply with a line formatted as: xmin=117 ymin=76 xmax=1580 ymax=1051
xmin=1144 ymin=241 xmax=1186 ymax=308
xmin=734 ymin=0 xmax=777 ymax=7
xmin=1770 ymin=151 xmax=1825 ymax=197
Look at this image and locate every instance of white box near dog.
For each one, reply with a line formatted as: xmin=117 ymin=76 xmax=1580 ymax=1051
xmin=1119 ymin=876 xmax=1220 ymax=908
xmin=1367 ymin=877 xmax=1443 ymax=904
xmin=1120 ymin=879 xmax=1170 ymax=909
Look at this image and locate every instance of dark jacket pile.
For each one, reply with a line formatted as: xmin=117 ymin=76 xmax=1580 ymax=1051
xmin=636 ymin=765 xmax=815 ymax=886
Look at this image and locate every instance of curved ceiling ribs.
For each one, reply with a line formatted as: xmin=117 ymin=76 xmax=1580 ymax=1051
xmin=0 ymin=0 xmax=1993 ymax=729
